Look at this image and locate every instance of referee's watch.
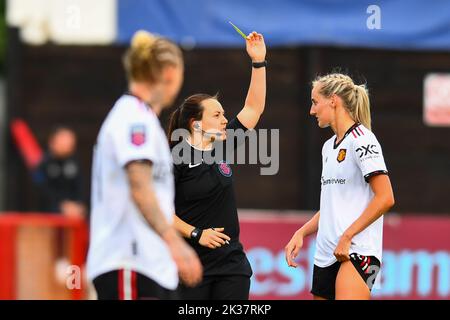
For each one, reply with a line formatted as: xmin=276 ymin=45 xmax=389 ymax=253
xmin=190 ymin=227 xmax=203 ymax=243
xmin=252 ymin=60 xmax=267 ymax=68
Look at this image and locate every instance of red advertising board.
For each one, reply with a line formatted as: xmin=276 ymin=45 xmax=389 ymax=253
xmin=239 ymin=211 xmax=450 ymax=300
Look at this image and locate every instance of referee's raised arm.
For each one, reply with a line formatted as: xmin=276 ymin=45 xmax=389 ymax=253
xmin=237 ymin=32 xmax=267 ymax=130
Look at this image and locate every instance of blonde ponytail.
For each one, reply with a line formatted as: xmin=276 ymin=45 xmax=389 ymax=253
xmin=130 ymin=30 xmax=157 ymax=60
xmin=312 ymin=73 xmax=372 ymax=130
xmin=123 ymin=30 xmax=183 ymax=83
xmin=353 ymin=84 xmax=371 ymax=130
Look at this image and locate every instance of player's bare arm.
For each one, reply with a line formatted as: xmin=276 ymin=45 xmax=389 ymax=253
xmin=285 ymin=211 xmax=320 ymax=267
xmin=126 ymin=160 xmax=203 ymax=287
xmin=126 ymin=160 xmax=171 ymax=236
xmin=334 ymin=175 xmax=395 ymax=262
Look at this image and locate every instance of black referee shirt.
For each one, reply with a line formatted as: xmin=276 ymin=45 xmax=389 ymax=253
xmin=173 ymin=117 xmax=253 ymax=277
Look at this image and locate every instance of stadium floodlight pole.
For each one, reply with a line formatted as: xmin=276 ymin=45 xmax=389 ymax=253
xmin=229 ymin=21 xmax=248 ymax=40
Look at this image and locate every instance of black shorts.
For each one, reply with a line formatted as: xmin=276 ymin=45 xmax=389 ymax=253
xmin=93 ymin=269 xmax=179 ymax=300
xmin=311 ymin=253 xmax=381 ymax=300
xmin=178 ymin=275 xmax=250 ymax=300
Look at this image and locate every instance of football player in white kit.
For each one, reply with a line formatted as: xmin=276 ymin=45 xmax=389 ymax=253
xmin=87 ymin=30 xmax=202 ymax=300
xmin=285 ymin=73 xmax=395 ymax=300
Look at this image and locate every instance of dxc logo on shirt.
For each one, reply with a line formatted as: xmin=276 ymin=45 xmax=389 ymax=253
xmin=356 ymin=144 xmax=379 ymax=158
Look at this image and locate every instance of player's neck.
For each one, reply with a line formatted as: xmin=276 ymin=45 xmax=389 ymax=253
xmin=333 ymin=115 xmax=356 ymax=142
xmin=128 ymin=82 xmax=162 ymax=116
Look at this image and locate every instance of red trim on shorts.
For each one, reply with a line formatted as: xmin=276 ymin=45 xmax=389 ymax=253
xmin=365 ymin=257 xmax=371 ymax=273
xmin=131 ymin=271 xmax=137 ymax=300
xmin=118 ymin=269 xmax=124 ymax=300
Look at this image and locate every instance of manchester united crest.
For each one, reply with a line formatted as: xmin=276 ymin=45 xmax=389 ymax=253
xmin=337 ymin=149 xmax=347 ymax=163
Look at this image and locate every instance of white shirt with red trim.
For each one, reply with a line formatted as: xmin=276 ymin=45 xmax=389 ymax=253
xmin=86 ymin=95 xmax=178 ymax=290
xmin=314 ymin=124 xmax=388 ymax=269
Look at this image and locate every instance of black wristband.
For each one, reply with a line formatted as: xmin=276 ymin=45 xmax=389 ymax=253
xmin=190 ymin=227 xmax=203 ymax=243
xmin=252 ymin=60 xmax=267 ymax=68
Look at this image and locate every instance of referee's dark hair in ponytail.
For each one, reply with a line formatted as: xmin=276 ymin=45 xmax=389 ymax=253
xmin=167 ymin=93 xmax=218 ymax=148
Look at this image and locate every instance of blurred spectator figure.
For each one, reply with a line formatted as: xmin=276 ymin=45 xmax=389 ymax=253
xmin=34 ymin=126 xmax=86 ymax=219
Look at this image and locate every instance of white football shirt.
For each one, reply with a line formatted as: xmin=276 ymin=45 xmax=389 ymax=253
xmin=315 ymin=123 xmax=388 ymax=268
xmin=86 ymin=94 xmax=178 ymax=290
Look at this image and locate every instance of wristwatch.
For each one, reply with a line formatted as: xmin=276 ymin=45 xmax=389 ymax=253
xmin=252 ymin=60 xmax=267 ymax=68
xmin=190 ymin=227 xmax=203 ymax=243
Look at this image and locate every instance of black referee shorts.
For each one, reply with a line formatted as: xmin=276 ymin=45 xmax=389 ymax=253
xmin=93 ymin=269 xmax=178 ymax=300
xmin=311 ymin=253 xmax=381 ymax=300
xmin=178 ymin=275 xmax=250 ymax=300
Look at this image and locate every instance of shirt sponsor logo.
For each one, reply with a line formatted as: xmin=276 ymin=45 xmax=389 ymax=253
xmin=321 ymin=176 xmax=346 ymax=186
xmin=130 ymin=124 xmax=146 ymax=146
xmin=337 ymin=148 xmax=347 ymax=163
xmin=356 ymin=144 xmax=379 ymax=158
xmin=218 ymin=161 xmax=232 ymax=177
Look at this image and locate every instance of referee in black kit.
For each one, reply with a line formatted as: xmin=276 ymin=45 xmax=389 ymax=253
xmin=167 ymin=31 xmax=267 ymax=299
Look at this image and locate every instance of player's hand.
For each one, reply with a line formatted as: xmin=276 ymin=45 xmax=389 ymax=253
xmin=199 ymin=227 xmax=231 ymax=249
xmin=285 ymin=230 xmax=304 ymax=267
xmin=164 ymin=228 xmax=203 ymax=287
xmin=334 ymin=234 xmax=352 ymax=262
xmin=246 ymin=32 xmax=266 ymax=62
